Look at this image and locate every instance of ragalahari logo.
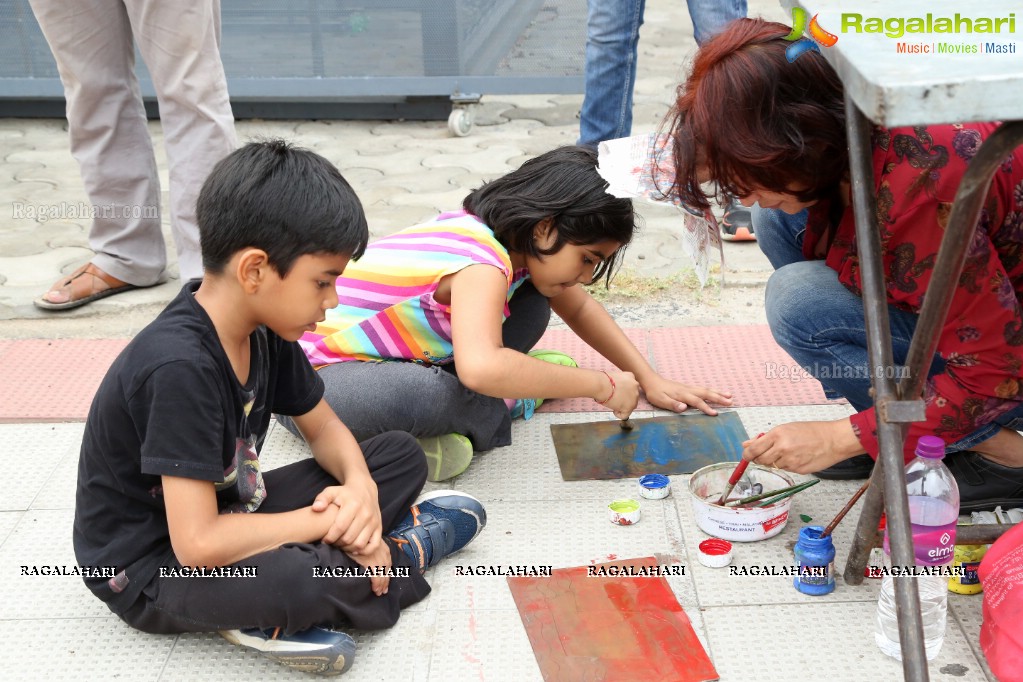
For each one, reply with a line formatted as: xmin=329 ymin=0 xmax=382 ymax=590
xmin=784 ymin=7 xmax=838 ymax=62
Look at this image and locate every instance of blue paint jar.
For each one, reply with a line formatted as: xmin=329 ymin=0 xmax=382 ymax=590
xmin=793 ymin=525 xmax=836 ymax=595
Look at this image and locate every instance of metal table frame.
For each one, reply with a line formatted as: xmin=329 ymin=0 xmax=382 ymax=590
xmin=844 ymin=105 xmax=1022 ymax=681
xmin=784 ymin=2 xmax=1022 ymax=679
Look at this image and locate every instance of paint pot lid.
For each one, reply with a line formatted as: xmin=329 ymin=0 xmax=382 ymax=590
xmin=639 ymin=474 xmax=670 ymax=489
xmin=608 ymin=498 xmax=642 ymax=525
xmin=697 ymin=538 xmax=733 ymax=568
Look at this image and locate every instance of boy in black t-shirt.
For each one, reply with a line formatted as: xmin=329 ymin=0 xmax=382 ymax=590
xmin=73 ymin=140 xmax=487 ymax=676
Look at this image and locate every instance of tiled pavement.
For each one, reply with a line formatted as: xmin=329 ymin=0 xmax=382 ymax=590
xmin=0 ymin=404 xmax=995 ymax=681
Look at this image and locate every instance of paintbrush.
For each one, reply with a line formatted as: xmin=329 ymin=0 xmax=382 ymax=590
xmin=722 ymin=480 xmax=816 ymax=507
xmin=717 ymin=459 xmax=751 ymax=505
xmin=752 ymin=479 xmax=820 ymax=507
xmin=716 ymin=432 xmax=764 ymax=504
xmin=620 ymin=418 xmax=634 ymax=431
xmin=819 ymin=480 xmax=870 ymax=538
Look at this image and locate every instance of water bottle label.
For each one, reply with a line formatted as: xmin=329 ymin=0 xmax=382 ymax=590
xmin=913 ymin=521 xmax=957 ymax=566
xmin=884 ymin=520 xmax=958 ymax=566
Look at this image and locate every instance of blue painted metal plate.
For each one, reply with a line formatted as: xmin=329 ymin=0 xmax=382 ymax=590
xmin=550 ymin=412 xmax=748 ymax=481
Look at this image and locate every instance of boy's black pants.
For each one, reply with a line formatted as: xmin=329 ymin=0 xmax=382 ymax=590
xmin=120 ymin=431 xmax=431 ymax=635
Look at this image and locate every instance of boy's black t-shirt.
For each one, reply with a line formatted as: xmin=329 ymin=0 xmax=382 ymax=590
xmin=73 ymin=281 xmax=323 ymax=614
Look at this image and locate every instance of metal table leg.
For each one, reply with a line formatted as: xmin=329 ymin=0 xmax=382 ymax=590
xmin=842 ymin=95 xmax=928 ymax=680
xmin=841 ymin=109 xmax=1023 ymax=680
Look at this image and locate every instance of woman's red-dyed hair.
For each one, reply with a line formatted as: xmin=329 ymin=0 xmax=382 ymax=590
xmin=662 ymin=18 xmax=847 ymax=210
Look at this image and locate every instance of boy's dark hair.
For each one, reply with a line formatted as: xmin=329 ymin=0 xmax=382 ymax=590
xmin=462 ymin=145 xmax=634 ymax=287
xmin=664 ymin=18 xmax=847 ymax=210
xmin=198 ymin=139 xmax=368 ymax=276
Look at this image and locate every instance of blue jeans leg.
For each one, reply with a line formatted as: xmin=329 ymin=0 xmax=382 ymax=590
xmin=953 ymin=402 xmax=1023 ymax=452
xmin=760 ymin=208 xmax=1020 ymax=453
xmin=578 ymin=0 xmax=645 ymax=147
xmin=750 ymin=205 xmax=807 ymax=270
xmin=686 ymin=0 xmax=747 ymax=45
xmin=578 ymin=0 xmax=745 ymax=146
xmin=765 ymin=260 xmax=939 ymax=411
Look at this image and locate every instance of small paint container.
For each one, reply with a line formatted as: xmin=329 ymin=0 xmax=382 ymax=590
xmin=697 ymin=538 xmax=733 ymax=568
xmin=864 ymin=514 xmax=887 ymax=579
xmin=638 ymin=474 xmax=671 ymax=500
xmin=948 ymin=541 xmax=987 ymax=595
xmin=608 ymin=499 xmax=641 ymax=525
xmin=689 ymin=463 xmax=795 ymax=542
xmin=793 ymin=525 xmax=836 ymax=595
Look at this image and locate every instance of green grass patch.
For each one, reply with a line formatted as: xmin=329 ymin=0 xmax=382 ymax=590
xmin=587 ymin=268 xmax=722 ymax=304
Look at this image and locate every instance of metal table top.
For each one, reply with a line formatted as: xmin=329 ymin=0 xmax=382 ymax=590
xmin=783 ymin=0 xmax=1023 ymax=126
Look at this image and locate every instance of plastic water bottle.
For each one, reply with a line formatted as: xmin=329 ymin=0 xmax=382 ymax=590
xmin=874 ymin=435 xmax=959 ymax=661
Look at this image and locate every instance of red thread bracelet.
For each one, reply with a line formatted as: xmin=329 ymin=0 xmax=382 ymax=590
xmin=596 ymin=370 xmax=616 ymax=405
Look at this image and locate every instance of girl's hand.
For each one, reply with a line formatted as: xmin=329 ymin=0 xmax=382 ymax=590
xmin=596 ymin=370 xmax=640 ymax=419
xmin=641 ymin=376 xmax=733 ymax=415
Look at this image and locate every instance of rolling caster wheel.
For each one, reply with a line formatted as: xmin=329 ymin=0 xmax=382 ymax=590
xmin=448 ymin=107 xmax=474 ymax=137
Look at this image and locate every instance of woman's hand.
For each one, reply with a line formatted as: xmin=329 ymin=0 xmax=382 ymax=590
xmin=640 ymin=375 xmax=733 ymax=415
xmin=741 ymin=420 xmax=864 ymax=474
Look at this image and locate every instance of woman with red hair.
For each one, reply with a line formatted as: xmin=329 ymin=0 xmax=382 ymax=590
xmin=664 ymin=18 xmax=1023 ymax=512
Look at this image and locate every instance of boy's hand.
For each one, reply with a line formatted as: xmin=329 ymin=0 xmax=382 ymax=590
xmin=600 ymin=370 xmax=640 ymax=420
xmin=641 ymin=376 xmax=733 ymax=416
xmin=347 ymin=540 xmax=393 ymax=596
xmin=313 ymin=477 xmax=383 ymax=556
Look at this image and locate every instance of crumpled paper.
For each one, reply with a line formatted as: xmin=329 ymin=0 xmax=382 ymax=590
xmin=597 ymin=133 xmax=722 ymax=286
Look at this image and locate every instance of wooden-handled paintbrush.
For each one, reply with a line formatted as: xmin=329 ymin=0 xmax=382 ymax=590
xmin=820 ymin=481 xmax=870 ymax=538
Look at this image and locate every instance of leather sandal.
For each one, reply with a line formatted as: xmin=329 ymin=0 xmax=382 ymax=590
xmin=34 ymin=263 xmax=140 ymax=311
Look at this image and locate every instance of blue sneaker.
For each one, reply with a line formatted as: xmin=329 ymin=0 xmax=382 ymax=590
xmin=389 ymin=490 xmax=486 ymax=572
xmin=510 ymin=398 xmax=538 ymax=420
xmin=220 ymin=626 xmax=355 ymax=675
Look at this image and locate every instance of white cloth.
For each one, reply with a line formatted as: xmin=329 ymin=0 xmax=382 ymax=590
xmin=597 ymin=133 xmax=722 ymax=285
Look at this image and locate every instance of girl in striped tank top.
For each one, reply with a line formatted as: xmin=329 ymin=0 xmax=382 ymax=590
xmin=290 ymin=146 xmax=732 ymax=481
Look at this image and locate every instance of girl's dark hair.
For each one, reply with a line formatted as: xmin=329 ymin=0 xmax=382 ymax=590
xmin=663 ymin=18 xmax=847 ymax=210
xmin=463 ymin=145 xmax=634 ymax=286
xmin=198 ymin=139 xmax=368 ymax=276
